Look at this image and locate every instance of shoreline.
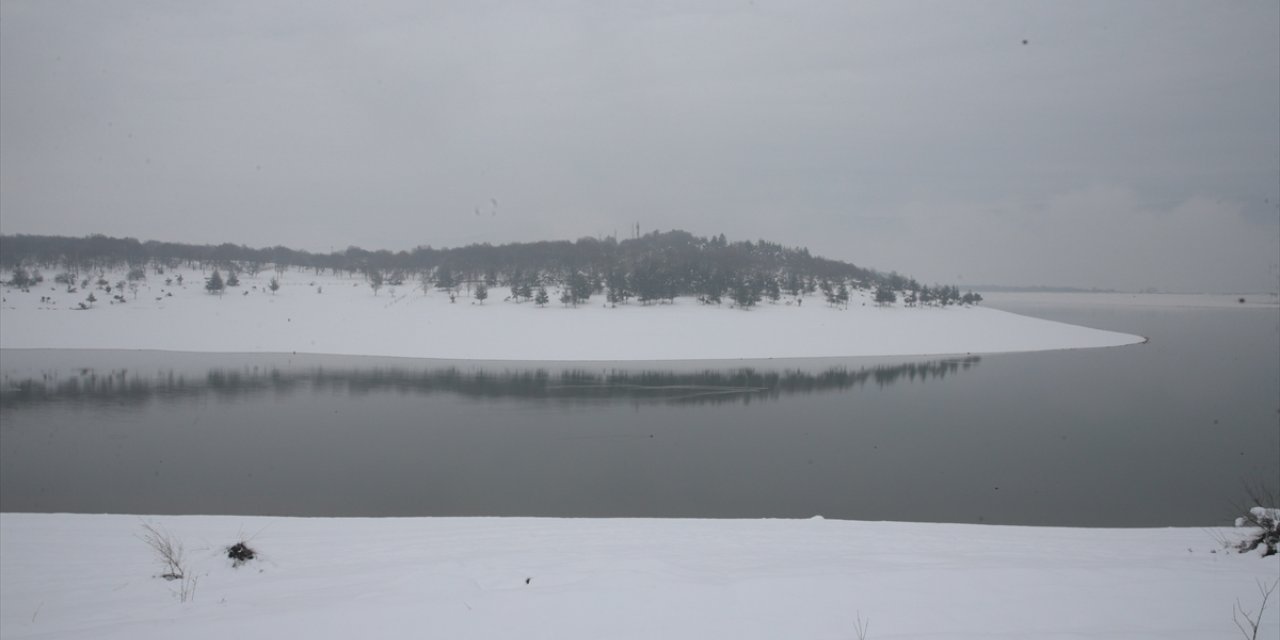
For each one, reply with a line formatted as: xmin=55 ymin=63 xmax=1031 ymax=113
xmin=0 ymin=340 xmax=1142 ymax=366
xmin=0 ymin=266 xmax=1145 ymax=361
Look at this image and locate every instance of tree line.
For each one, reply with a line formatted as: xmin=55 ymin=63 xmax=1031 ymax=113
xmin=1 ymin=230 xmax=980 ymax=309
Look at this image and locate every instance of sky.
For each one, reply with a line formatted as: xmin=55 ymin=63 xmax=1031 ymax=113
xmin=1 ymin=1 xmax=1277 ymax=293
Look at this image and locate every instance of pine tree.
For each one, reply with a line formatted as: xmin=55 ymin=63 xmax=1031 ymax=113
xmin=765 ymin=275 xmax=782 ymax=303
xmin=785 ymin=272 xmax=803 ymax=297
xmin=820 ymin=280 xmax=837 ymax=306
xmin=535 ymin=286 xmax=549 ymax=307
xmin=474 ymin=281 xmax=488 ymax=304
xmin=730 ymin=276 xmax=761 ymax=309
xmin=205 ymin=270 xmax=225 ymax=295
xmin=568 ymin=271 xmax=591 ymax=306
xmin=435 ymin=266 xmax=457 ymax=291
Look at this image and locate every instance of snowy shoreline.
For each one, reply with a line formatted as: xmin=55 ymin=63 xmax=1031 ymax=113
xmin=1 ymin=512 xmax=1276 ymax=640
xmin=0 ymin=266 xmax=1145 ymax=361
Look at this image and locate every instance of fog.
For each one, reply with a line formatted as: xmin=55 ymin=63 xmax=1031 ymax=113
xmin=2 ymin=1 xmax=1277 ymax=292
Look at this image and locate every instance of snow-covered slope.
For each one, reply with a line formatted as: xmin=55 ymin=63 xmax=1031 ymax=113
xmin=0 ymin=266 xmax=1143 ymax=360
xmin=1 ymin=513 xmax=1275 ymax=640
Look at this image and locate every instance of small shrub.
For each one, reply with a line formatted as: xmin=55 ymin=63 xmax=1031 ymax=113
xmin=139 ymin=522 xmax=198 ymax=602
xmin=1233 ymin=483 xmax=1279 ymax=557
xmin=1234 ymin=507 xmax=1279 ymax=557
xmin=227 ymin=541 xmax=257 ymax=567
xmin=139 ymin=522 xmax=185 ymax=580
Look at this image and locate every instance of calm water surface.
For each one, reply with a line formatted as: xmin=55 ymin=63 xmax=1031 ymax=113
xmin=2 ymin=301 xmax=1276 ymax=526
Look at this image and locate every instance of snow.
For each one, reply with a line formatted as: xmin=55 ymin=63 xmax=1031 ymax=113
xmin=1 ymin=513 xmax=1275 ymax=640
xmin=0 ymin=266 xmax=1144 ymax=360
xmin=1251 ymin=507 xmax=1280 ymax=521
xmin=1237 ymin=507 xmax=1280 ymax=527
xmin=981 ymin=291 xmax=1280 ymax=309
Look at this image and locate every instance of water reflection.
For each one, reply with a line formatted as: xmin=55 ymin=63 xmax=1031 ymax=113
xmin=1 ymin=356 xmax=980 ymax=409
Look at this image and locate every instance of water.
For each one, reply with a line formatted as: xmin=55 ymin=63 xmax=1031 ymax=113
xmin=1 ymin=301 xmax=1276 ymax=526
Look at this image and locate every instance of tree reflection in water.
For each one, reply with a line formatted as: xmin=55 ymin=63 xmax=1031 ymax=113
xmin=2 ymin=356 xmax=979 ymax=410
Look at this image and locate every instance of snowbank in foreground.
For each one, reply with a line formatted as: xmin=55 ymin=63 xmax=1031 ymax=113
xmin=0 ymin=267 xmax=1142 ymax=360
xmin=1 ymin=513 xmax=1275 ymax=640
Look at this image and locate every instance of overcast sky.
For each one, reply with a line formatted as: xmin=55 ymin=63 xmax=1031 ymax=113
xmin=2 ymin=1 xmax=1277 ymax=292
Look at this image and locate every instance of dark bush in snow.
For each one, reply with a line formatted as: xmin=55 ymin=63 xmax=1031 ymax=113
xmin=1234 ymin=506 xmax=1279 ymax=557
xmin=227 ymin=541 xmax=257 ymax=566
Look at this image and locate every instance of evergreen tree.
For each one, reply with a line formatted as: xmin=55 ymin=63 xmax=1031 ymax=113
xmin=605 ymin=268 xmax=630 ymax=305
xmin=474 ymin=281 xmax=488 ymax=304
xmin=226 ymin=271 xmax=240 ymax=287
xmin=435 ymin=265 xmax=457 ymax=291
xmin=785 ymin=272 xmax=803 ymax=298
xmin=836 ymin=282 xmax=850 ymax=308
xmin=8 ymin=267 xmax=32 ymax=288
xmin=874 ymin=285 xmax=896 ymax=306
xmin=820 ymin=280 xmax=837 ymax=306
xmin=764 ymin=275 xmax=782 ymax=303
xmin=730 ymin=276 xmax=761 ymax=309
xmin=632 ymin=260 xmax=662 ymax=304
xmin=567 ymin=271 xmax=591 ymax=306
xmin=367 ymin=269 xmax=383 ymax=295
xmin=535 ymin=286 xmax=549 ymax=307
xmin=205 ymin=269 xmax=225 ymax=295
xmin=269 ymin=277 xmax=280 ymax=295
xmin=699 ymin=268 xmax=726 ymax=305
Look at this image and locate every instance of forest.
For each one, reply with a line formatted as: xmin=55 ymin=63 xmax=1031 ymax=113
xmin=0 ymin=230 xmax=981 ymax=308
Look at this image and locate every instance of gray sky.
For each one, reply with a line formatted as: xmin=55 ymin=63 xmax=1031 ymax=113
xmin=2 ymin=1 xmax=1277 ymax=292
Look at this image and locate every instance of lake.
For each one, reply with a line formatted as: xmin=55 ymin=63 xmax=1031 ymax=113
xmin=1 ymin=299 xmax=1276 ymax=526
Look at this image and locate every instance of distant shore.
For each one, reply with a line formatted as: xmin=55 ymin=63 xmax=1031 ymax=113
xmin=0 ymin=266 xmax=1145 ymax=361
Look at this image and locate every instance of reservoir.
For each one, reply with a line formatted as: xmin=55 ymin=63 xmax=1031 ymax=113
xmin=2 ymin=299 xmax=1276 ymax=526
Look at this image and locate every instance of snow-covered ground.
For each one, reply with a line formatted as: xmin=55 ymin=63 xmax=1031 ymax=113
xmin=1 ymin=513 xmax=1275 ymax=640
xmin=982 ymin=290 xmax=1280 ymax=309
xmin=0 ymin=266 xmax=1143 ymax=360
